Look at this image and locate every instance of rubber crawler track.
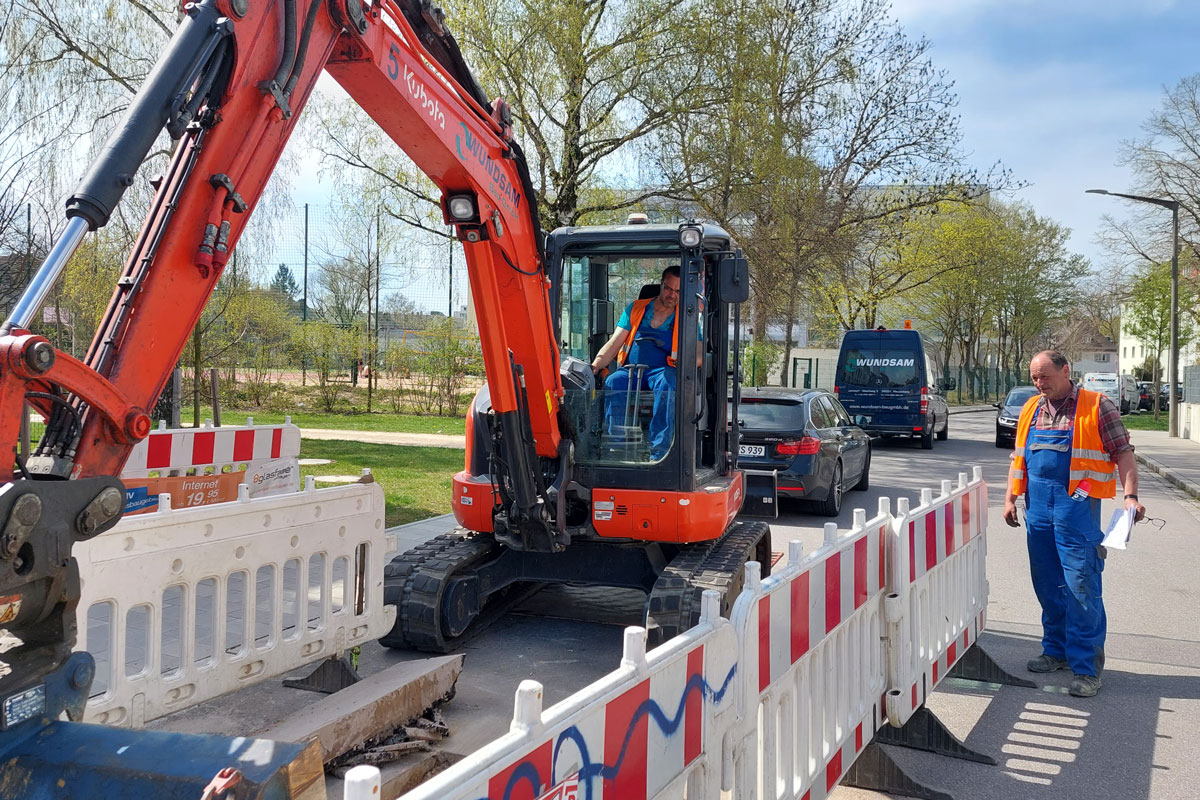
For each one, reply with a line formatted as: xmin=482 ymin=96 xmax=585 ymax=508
xmin=645 ymin=520 xmax=771 ymax=646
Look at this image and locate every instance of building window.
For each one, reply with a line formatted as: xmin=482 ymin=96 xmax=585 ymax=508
xmin=1097 ymin=353 xmax=1109 ymax=362
xmin=1123 ymin=347 xmax=1127 ymax=358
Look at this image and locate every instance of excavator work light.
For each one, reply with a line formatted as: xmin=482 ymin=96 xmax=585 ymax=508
xmin=679 ymin=226 xmax=702 ymax=248
xmin=448 ymin=195 xmax=476 ymax=221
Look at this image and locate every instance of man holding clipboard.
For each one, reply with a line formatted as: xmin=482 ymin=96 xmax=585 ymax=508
xmin=1003 ymin=350 xmax=1146 ymax=697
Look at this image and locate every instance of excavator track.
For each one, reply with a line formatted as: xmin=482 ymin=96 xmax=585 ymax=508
xmin=644 ymin=520 xmax=772 ymax=646
xmin=381 ymin=529 xmax=536 ymax=653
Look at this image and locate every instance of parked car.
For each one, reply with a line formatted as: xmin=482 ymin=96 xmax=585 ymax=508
xmin=833 ymin=327 xmax=950 ymax=449
xmin=733 ymin=387 xmax=871 ymax=516
xmin=1118 ymin=374 xmax=1138 ymax=414
xmin=994 ymin=385 xmax=1039 ymax=448
xmin=1082 ymin=372 xmax=1121 ymax=410
xmin=1137 ymin=381 xmax=1154 ymax=411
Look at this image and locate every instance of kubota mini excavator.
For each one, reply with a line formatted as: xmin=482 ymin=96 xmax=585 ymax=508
xmin=0 ymin=0 xmax=773 ymax=793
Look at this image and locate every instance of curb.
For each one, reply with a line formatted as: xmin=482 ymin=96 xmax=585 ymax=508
xmin=1135 ymin=452 xmax=1200 ymax=501
xmin=948 ymin=405 xmax=995 ymax=415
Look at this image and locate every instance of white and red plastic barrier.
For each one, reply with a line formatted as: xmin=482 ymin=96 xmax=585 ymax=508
xmin=121 ymin=417 xmax=301 ymax=478
xmin=884 ymin=468 xmax=988 ymax=726
xmin=120 ymin=418 xmax=302 ymax=514
xmin=370 ymin=468 xmax=990 ymax=800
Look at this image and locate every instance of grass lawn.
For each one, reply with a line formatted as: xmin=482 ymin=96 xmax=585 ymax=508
xmin=187 ymin=407 xmax=466 ymax=435
xmin=298 ymin=439 xmax=461 ymax=526
xmin=1122 ymin=412 xmax=1171 ymax=431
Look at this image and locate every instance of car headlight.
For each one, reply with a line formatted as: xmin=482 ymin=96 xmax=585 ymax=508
xmin=998 ymin=416 xmax=1017 ymax=426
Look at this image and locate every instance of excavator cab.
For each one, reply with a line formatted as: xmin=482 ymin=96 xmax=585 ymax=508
xmin=550 ymin=220 xmax=738 ymax=491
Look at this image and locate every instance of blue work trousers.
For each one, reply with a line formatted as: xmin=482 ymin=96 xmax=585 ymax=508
xmin=1024 ymin=426 xmax=1106 ymax=676
xmin=603 ymin=366 xmax=676 ymax=460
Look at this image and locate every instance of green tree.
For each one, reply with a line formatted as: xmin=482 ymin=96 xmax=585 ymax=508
xmin=1123 ymin=262 xmax=1198 ymax=419
xmin=269 ymin=265 xmax=301 ymax=305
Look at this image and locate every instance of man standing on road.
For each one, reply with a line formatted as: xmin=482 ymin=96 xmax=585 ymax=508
xmin=1004 ymin=350 xmax=1145 ymax=697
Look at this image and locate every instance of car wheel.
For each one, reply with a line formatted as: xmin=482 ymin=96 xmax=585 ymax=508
xmin=920 ymin=425 xmax=933 ymax=450
xmin=995 ymin=431 xmax=1007 ymax=448
xmin=936 ymin=414 xmax=948 ymax=441
xmin=853 ymin=446 xmax=870 ymax=491
xmin=819 ymin=462 xmax=843 ymax=516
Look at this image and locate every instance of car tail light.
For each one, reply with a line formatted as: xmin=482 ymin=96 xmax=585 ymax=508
xmin=920 ymin=386 xmax=929 ymax=415
xmin=777 ymin=437 xmax=820 ymax=456
xmin=833 ymin=384 xmax=839 ymax=397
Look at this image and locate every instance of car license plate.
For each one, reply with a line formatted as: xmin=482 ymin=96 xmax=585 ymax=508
xmin=739 ymin=445 xmax=766 ymax=457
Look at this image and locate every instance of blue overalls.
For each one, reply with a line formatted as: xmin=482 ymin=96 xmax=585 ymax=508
xmin=1023 ymin=404 xmax=1106 ymax=677
xmin=603 ymin=310 xmax=677 ymax=461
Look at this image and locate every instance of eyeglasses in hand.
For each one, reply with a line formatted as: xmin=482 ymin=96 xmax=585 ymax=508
xmin=1136 ymin=516 xmax=1166 ymax=531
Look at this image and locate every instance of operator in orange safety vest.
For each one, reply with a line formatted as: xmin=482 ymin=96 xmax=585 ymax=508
xmin=591 ymin=265 xmax=692 ymax=461
xmin=1003 ymin=350 xmax=1145 ymax=698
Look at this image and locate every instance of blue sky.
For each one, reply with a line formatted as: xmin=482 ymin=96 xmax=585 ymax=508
xmin=890 ymin=0 xmax=1200 ymax=269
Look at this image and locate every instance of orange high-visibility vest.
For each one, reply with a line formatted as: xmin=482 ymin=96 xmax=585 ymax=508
xmin=616 ymin=298 xmax=678 ymax=367
xmin=1010 ymin=388 xmax=1117 ymax=499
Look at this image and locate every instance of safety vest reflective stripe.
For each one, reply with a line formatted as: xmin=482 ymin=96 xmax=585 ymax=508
xmin=616 ymin=297 xmax=678 ymax=368
xmin=1009 ymin=389 xmax=1117 ymax=499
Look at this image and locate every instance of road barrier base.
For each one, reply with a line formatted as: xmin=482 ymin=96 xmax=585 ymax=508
xmin=947 ymin=643 xmax=1036 ymax=688
xmin=282 ymin=655 xmax=363 ymax=694
xmin=875 ymin=705 xmax=996 ymax=765
xmin=842 ymin=741 xmax=954 ymax=800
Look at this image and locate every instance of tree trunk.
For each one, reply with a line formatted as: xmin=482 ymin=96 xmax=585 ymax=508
xmin=192 ymin=325 xmax=202 ymax=427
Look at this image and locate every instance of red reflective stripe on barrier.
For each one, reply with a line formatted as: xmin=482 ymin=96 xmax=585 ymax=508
xmin=961 ymin=491 xmax=971 ymax=542
xmin=825 ymin=556 xmax=841 ymax=634
xmin=911 ymin=683 xmax=917 ymax=710
xmin=605 ymin=679 xmax=649 ymax=800
xmin=826 ymin=750 xmax=843 ymax=792
xmin=908 ymin=521 xmax=916 ymax=582
xmin=488 ymin=740 xmax=552 ymax=800
xmin=854 ymin=538 xmax=867 ymax=610
xmin=878 ymin=527 xmax=886 ymax=591
xmin=802 ymin=791 xmax=812 ymax=800
xmin=947 ymin=640 xmax=957 ymax=667
xmin=855 ymin=722 xmax=863 ymax=752
xmin=933 ymin=659 xmax=940 ymax=686
xmin=685 ymin=646 xmax=703 ymax=764
xmin=271 ymin=427 xmax=282 ymax=458
xmin=192 ymin=431 xmax=215 ymax=465
xmin=146 ymin=435 xmax=172 ymax=469
xmin=944 ymin=503 xmax=955 ymax=556
xmin=925 ymin=513 xmax=937 ymax=571
xmin=963 ymin=630 xmax=970 ymax=650
xmin=759 ymin=596 xmax=771 ymax=692
xmin=791 ymin=571 xmax=809 ymax=662
xmin=233 ymin=429 xmax=255 ymax=462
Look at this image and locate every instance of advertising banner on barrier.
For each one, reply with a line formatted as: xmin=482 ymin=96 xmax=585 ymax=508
xmin=122 ymin=471 xmax=242 ymax=515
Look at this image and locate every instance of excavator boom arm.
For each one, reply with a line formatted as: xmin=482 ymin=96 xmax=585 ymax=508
xmin=0 ymin=0 xmax=563 ymax=486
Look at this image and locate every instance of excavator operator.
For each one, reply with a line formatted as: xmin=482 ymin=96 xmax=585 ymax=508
xmin=590 ymin=265 xmax=684 ymax=461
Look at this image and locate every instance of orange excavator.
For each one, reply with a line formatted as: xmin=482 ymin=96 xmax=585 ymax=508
xmin=0 ymin=0 xmax=772 ymax=790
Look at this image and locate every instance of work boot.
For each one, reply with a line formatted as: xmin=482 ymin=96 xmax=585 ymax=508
xmin=1026 ymin=653 xmax=1069 ymax=673
xmin=1069 ymin=674 xmax=1102 ymax=697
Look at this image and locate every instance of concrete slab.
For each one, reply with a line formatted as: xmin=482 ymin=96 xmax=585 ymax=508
xmin=256 ymin=655 xmax=463 ymax=764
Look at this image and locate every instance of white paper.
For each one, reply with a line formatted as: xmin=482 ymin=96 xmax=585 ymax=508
xmin=1101 ymin=507 xmax=1135 ymax=550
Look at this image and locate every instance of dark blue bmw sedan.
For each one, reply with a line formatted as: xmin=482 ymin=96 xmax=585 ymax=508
xmin=733 ymin=387 xmax=871 ymax=516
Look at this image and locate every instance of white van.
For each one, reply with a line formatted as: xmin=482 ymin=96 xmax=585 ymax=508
xmin=1119 ymin=374 xmax=1138 ymax=414
xmin=1082 ymin=372 xmax=1121 ymax=410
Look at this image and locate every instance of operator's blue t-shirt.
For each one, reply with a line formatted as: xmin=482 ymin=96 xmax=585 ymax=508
xmin=617 ymin=301 xmax=675 ymax=368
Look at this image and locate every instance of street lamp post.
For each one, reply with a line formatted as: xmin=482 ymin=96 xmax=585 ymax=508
xmin=1086 ymin=188 xmax=1181 ymax=438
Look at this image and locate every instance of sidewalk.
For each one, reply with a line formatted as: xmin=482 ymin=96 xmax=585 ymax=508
xmin=300 ymin=427 xmax=465 ymax=448
xmin=1129 ymin=427 xmax=1200 ymax=500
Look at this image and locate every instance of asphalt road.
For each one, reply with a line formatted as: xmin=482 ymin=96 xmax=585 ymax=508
xmin=364 ymin=410 xmax=1200 ymax=798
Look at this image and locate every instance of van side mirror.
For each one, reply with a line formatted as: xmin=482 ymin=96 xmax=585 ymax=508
xmin=717 ymin=252 xmax=750 ymax=303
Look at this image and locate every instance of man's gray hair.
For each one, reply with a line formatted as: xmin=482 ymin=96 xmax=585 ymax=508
xmin=1034 ymin=350 xmax=1070 ymax=370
